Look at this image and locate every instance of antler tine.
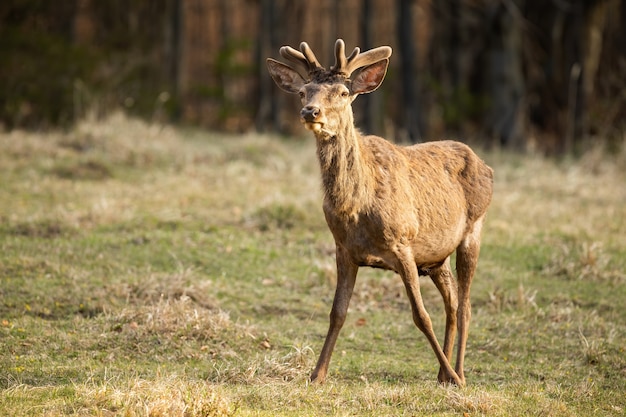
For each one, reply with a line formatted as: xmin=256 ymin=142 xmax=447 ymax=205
xmin=345 ymin=45 xmax=392 ymax=76
xmin=332 ymin=39 xmax=348 ymax=75
xmin=331 ymin=39 xmax=392 ymax=77
xmin=346 ymin=46 xmax=360 ymax=62
xmin=299 ymin=42 xmax=323 ymax=71
xmin=279 ymin=42 xmax=324 ymax=78
xmin=279 ymin=46 xmax=310 ymax=78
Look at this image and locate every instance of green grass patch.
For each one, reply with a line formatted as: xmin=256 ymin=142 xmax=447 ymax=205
xmin=1 ymin=115 xmax=625 ymax=416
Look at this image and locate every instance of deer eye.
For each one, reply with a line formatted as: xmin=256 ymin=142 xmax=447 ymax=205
xmin=341 ymin=91 xmax=349 ymax=98
xmin=299 ymin=91 xmax=305 ymax=99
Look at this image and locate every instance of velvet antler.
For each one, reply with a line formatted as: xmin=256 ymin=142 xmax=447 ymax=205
xmin=278 ymin=39 xmax=392 ymax=80
xmin=331 ymin=39 xmax=392 ymax=77
xmin=279 ymin=42 xmax=324 ymax=79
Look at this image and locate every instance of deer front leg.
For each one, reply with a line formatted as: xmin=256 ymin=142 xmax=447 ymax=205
xmin=310 ymin=245 xmax=358 ymax=383
xmin=395 ymin=247 xmax=463 ymax=386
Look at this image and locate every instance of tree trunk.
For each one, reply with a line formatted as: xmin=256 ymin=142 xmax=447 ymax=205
xmin=397 ymin=0 xmax=421 ymax=142
xmin=167 ymin=0 xmax=183 ymax=121
xmin=255 ymin=0 xmax=275 ymax=132
xmin=485 ymin=0 xmax=525 ymax=149
xmin=353 ymin=0 xmax=385 ymax=137
xmin=357 ymin=0 xmax=376 ymax=134
xmin=448 ymin=0 xmax=461 ymax=136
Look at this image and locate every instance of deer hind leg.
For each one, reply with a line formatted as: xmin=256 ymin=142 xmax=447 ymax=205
xmin=455 ymin=216 xmax=484 ymax=385
xmin=395 ymin=247 xmax=462 ymax=386
xmin=310 ymin=245 xmax=358 ymax=384
xmin=429 ymin=258 xmax=459 ymax=384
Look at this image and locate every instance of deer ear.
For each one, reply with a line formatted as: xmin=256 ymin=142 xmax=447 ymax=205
xmin=350 ymin=59 xmax=389 ymax=95
xmin=266 ymin=58 xmax=306 ymax=94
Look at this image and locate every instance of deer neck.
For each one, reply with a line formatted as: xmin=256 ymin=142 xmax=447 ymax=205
xmin=315 ymin=117 xmax=374 ymax=216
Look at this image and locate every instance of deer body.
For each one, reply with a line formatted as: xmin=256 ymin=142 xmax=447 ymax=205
xmin=267 ymin=40 xmax=493 ymax=386
xmin=321 ymin=137 xmax=485 ymax=270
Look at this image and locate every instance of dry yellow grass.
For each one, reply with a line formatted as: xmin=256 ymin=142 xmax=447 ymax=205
xmin=1 ymin=114 xmax=625 ymax=416
xmin=72 ymin=374 xmax=235 ymax=416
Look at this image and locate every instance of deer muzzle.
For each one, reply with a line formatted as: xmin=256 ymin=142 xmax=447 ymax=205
xmin=301 ymin=106 xmax=321 ymax=122
xmin=301 ymin=106 xmax=326 ymax=133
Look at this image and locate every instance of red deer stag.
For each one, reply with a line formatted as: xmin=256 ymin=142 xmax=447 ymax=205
xmin=266 ymin=39 xmax=493 ymax=386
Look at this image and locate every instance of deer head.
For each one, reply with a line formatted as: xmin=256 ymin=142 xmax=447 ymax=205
xmin=266 ymin=39 xmax=392 ymax=138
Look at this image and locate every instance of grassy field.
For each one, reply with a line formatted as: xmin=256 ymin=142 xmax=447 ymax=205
xmin=1 ymin=113 xmax=625 ymax=416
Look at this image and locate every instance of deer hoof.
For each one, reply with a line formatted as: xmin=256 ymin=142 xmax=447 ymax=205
xmin=309 ymin=371 xmax=327 ymax=384
xmin=438 ymin=371 xmax=465 ymax=387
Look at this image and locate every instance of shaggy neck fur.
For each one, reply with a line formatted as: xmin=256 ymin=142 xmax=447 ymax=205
xmin=315 ymin=109 xmax=374 ymax=216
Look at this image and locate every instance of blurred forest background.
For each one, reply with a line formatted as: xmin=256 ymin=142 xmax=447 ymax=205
xmin=1 ymin=0 xmax=624 ymax=154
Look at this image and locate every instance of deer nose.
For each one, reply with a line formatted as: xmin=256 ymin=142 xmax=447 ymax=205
xmin=301 ymin=106 xmax=321 ymax=122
